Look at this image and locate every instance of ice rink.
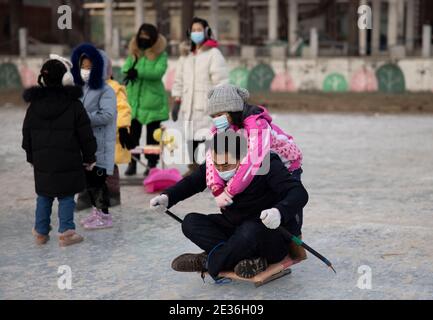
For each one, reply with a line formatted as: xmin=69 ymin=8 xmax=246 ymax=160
xmin=1 ymin=104 xmax=432 ymax=299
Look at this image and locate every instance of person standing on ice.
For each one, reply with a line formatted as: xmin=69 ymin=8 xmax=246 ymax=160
xmin=171 ymin=17 xmax=229 ymax=176
xmin=205 ymin=84 xmax=303 ymax=209
xmin=22 ymin=55 xmax=97 ymax=246
xmin=71 ymin=44 xmax=117 ymax=230
xmin=149 ymin=131 xmax=308 ymax=280
xmin=75 ymin=50 xmax=133 ymax=210
xmin=122 ymin=23 xmax=169 ymax=177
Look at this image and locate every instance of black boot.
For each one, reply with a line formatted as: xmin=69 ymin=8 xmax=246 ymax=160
xmin=109 ymin=193 xmax=121 ymax=207
xmin=124 ymin=160 xmax=137 ymax=176
xmin=171 ymin=252 xmax=207 ymax=272
xmin=234 ymin=257 xmax=268 ymax=279
xmin=75 ymin=191 xmax=92 ymax=211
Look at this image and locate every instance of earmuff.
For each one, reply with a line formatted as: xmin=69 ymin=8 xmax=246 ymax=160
xmin=50 ymin=54 xmax=75 ymax=86
xmin=39 ymin=54 xmax=74 ymax=87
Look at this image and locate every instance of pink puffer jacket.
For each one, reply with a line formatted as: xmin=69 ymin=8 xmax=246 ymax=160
xmin=206 ymin=105 xmax=302 ymax=197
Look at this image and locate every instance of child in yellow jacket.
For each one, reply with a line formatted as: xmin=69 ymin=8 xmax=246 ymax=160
xmin=105 ymin=76 xmax=133 ymax=205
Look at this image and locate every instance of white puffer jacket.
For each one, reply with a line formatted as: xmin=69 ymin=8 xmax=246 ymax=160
xmin=172 ymin=42 xmax=229 ymax=140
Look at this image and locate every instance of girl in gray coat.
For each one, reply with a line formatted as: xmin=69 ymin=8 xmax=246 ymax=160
xmin=71 ymin=43 xmax=117 ymax=230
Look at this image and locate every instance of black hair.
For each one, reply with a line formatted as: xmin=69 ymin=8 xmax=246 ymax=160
xmin=189 ymin=17 xmax=211 ymax=52
xmin=137 ymin=23 xmax=159 ymax=47
xmin=38 ymin=59 xmax=67 ymax=87
xmin=210 ymin=130 xmax=248 ymax=161
xmin=228 ymin=111 xmax=244 ymax=128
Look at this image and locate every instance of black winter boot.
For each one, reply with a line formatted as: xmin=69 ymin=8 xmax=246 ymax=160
xmin=234 ymin=257 xmax=268 ymax=279
xmin=124 ymin=160 xmax=137 ymax=176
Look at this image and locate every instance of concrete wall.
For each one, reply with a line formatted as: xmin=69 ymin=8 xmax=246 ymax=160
xmin=1 ymin=56 xmax=433 ymax=93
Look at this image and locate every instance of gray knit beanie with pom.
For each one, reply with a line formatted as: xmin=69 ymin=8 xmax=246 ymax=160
xmin=207 ymin=84 xmax=250 ymax=116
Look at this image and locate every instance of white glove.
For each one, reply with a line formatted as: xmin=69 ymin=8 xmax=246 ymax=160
xmin=215 ymin=190 xmax=233 ymax=208
xmin=260 ymin=208 xmax=281 ymax=229
xmin=149 ymin=194 xmax=169 ymax=213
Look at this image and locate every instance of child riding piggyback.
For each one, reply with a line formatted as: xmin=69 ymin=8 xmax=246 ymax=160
xmin=205 ymin=84 xmax=303 ymax=208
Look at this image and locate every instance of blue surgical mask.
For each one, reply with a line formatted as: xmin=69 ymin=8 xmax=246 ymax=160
xmin=213 ymin=114 xmax=230 ymax=132
xmin=191 ymin=31 xmax=205 ymax=45
xmin=216 ymin=167 xmax=236 ymax=182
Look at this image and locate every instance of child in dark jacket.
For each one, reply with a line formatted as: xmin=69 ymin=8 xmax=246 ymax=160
xmin=150 ymin=131 xmax=308 ymax=280
xmin=22 ymin=55 xmax=97 ymax=247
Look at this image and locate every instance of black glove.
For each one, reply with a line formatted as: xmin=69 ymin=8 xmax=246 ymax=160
xmin=171 ymin=101 xmax=181 ymax=122
xmin=123 ymin=68 xmax=138 ymax=85
xmin=118 ymin=127 xmax=133 ymax=149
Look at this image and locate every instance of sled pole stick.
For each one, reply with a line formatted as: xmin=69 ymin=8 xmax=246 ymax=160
xmin=277 ymin=226 xmax=336 ymax=274
xmin=131 ymin=154 xmax=148 ymax=169
xmin=165 ymin=209 xmax=183 ymax=224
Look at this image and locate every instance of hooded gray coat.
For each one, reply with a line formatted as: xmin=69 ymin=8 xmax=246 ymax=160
xmin=71 ymin=44 xmax=117 ymax=175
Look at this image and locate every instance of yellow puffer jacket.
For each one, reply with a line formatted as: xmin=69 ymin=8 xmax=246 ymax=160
xmin=107 ymin=79 xmax=132 ymax=164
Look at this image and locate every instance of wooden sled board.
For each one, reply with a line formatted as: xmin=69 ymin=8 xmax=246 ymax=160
xmin=212 ymin=255 xmax=302 ymax=287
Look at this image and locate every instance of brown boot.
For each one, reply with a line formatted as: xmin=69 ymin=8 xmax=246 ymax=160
xmin=32 ymin=228 xmax=49 ymax=245
xmin=59 ymin=230 xmax=84 ymax=247
xmin=171 ymin=252 xmax=207 ymax=272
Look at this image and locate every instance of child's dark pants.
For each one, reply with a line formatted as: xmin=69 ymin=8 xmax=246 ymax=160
xmin=181 ymin=213 xmax=291 ymax=278
xmin=85 ymin=166 xmax=110 ymax=213
xmin=35 ymin=195 xmax=75 ymax=234
xmin=130 ymin=119 xmax=161 ymax=168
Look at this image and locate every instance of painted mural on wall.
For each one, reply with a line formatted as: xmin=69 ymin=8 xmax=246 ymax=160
xmin=229 ymin=67 xmax=249 ymax=89
xmin=0 ymin=63 xmax=23 ymax=90
xmin=1 ymin=58 xmax=429 ymax=93
xmin=270 ymin=72 xmax=296 ymax=92
xmin=350 ymin=67 xmax=378 ymax=92
xmin=376 ymin=63 xmax=406 ymax=93
xmin=247 ymin=63 xmax=275 ymax=92
xmin=323 ymin=73 xmax=349 ymax=92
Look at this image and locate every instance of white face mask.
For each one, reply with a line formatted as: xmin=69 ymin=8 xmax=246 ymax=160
xmin=80 ymin=69 xmax=91 ymax=83
xmin=216 ymin=167 xmax=237 ymax=181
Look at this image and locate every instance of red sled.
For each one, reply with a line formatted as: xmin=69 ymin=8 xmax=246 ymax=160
xmin=143 ymin=167 xmax=182 ymax=193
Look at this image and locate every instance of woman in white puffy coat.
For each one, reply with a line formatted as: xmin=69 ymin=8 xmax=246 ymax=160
xmin=171 ymin=17 xmax=229 ymax=174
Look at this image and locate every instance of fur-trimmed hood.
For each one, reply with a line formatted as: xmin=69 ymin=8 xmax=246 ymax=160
xmin=128 ymin=34 xmax=167 ymax=60
xmin=71 ymin=43 xmax=105 ymax=90
xmin=23 ymin=85 xmax=83 ymax=119
xmin=23 ymin=85 xmax=82 ymax=102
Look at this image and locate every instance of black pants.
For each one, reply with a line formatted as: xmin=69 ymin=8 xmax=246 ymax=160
xmin=130 ymin=118 xmax=161 ymax=167
xmin=85 ymin=166 xmax=109 ymax=213
xmin=181 ymin=213 xmax=291 ymax=278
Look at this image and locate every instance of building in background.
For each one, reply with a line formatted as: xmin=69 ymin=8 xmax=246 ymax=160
xmin=1 ymin=0 xmax=432 ymax=58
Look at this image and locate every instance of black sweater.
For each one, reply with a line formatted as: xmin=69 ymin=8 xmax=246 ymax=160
xmin=164 ymin=154 xmax=308 ymax=235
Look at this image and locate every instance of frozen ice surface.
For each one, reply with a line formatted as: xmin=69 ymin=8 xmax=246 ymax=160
xmin=1 ymin=104 xmax=432 ymax=299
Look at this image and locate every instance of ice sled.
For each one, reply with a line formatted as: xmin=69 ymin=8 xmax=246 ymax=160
xmin=126 ymin=126 xmax=182 ymax=192
xmin=206 ymin=236 xmax=308 ymax=287
xmin=143 ymin=167 xmax=182 ymax=193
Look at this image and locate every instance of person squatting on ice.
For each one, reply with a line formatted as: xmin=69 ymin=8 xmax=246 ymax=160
xmin=122 ymin=23 xmax=169 ymax=177
xmin=171 ymin=17 xmax=229 ymax=175
xmin=71 ymin=43 xmax=117 ymax=230
xmin=75 ymin=51 xmax=133 ymax=210
xmin=205 ymin=84 xmax=303 ymax=209
xmin=149 ymin=131 xmax=308 ymax=280
xmin=22 ymin=54 xmax=97 ymax=247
